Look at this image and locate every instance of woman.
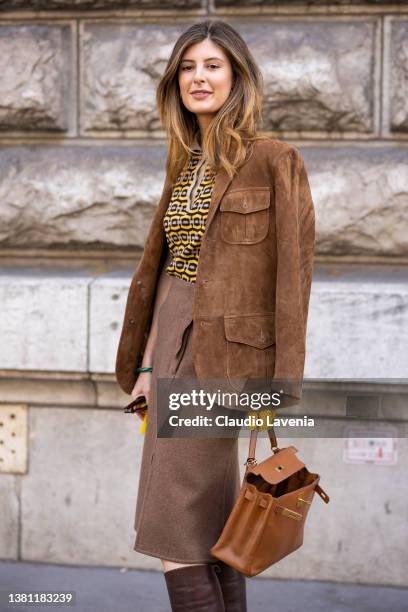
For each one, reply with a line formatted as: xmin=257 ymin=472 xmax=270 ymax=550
xmin=115 ymin=19 xmax=315 ymax=612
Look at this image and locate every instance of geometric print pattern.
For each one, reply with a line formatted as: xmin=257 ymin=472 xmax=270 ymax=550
xmin=163 ymin=147 xmax=216 ymax=283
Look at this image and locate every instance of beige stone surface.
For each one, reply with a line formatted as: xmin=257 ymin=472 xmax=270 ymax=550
xmin=0 ymin=24 xmax=72 ymax=132
xmin=89 ymin=271 xmax=135 ymax=374
xmin=0 ymin=0 xmax=200 ymax=8
xmin=21 ymin=406 xmax=146 ymax=567
xmin=1 ymin=265 xmax=407 ymax=377
xmin=81 ymin=23 xmax=186 ymax=133
xmin=0 ymin=474 xmax=19 ymax=560
xmin=0 ymin=269 xmax=91 ymax=372
xmin=306 ymin=267 xmax=408 ymax=379
xmin=0 ymin=145 xmax=167 ymax=249
xmin=389 ymin=20 xmax=408 ymax=132
xmin=0 ymin=375 xmax=97 ymax=407
xmin=305 ymin=147 xmax=408 ymax=256
xmin=0 ymin=145 xmax=407 ymax=256
xmin=218 ymin=0 xmax=406 ymax=5
xmin=241 ymin=19 xmax=376 ymax=133
xmin=80 ymin=20 xmax=376 ymax=134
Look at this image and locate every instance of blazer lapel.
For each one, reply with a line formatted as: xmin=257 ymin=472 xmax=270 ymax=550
xmin=204 ymin=139 xmax=240 ymax=234
xmin=204 ymin=167 xmax=233 ymax=237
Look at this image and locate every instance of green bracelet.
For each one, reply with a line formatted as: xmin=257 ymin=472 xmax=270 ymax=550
xmin=136 ymin=366 xmax=153 ymax=373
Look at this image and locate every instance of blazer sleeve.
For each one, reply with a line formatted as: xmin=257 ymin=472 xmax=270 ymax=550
xmin=272 ymin=146 xmax=316 ymax=408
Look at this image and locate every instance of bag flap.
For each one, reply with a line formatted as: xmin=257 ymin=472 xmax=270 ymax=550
xmin=248 ymin=446 xmax=305 ymax=485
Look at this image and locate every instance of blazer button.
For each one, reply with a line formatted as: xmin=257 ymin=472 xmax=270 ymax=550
xmin=136 ymin=280 xmax=142 ymax=286
xmin=129 ymin=318 xmax=135 ymax=324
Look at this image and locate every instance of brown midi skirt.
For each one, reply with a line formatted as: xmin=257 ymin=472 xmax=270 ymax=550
xmin=133 ymin=272 xmax=241 ymax=563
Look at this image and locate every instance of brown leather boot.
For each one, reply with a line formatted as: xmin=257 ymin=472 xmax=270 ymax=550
xmin=164 ymin=563 xmax=225 ymax=611
xmin=212 ymin=561 xmax=247 ymax=612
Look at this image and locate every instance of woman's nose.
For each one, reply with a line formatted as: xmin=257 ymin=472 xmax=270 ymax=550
xmin=193 ymin=69 xmax=205 ymax=82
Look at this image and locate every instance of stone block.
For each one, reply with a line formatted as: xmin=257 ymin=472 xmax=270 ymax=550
xmin=305 ymin=265 xmax=408 ymax=380
xmin=0 ymin=24 xmax=72 ymax=132
xmin=0 ymin=268 xmax=91 ymax=372
xmin=303 ymin=147 xmax=408 ymax=256
xmin=0 ymin=145 xmax=167 ymax=249
xmin=389 ymin=20 xmax=408 ymax=132
xmin=0 ymin=0 xmax=200 ymax=9
xmin=81 ymin=22 xmax=186 ymax=132
xmin=240 ymin=19 xmax=376 ymax=133
xmin=0 ymin=474 xmax=19 ymax=560
xmin=21 ymin=407 xmax=145 ymax=567
xmin=89 ymin=271 xmax=134 ymax=374
xmin=216 ymin=0 xmax=407 ymax=6
xmin=0 ymin=375 xmax=96 ymax=407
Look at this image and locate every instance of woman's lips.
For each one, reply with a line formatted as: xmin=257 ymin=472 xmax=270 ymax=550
xmin=191 ymin=92 xmax=212 ymax=99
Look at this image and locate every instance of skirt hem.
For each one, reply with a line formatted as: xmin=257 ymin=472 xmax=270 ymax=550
xmin=133 ymin=542 xmax=217 ymax=565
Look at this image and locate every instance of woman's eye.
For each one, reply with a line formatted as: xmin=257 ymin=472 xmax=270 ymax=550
xmin=181 ymin=64 xmax=220 ymax=71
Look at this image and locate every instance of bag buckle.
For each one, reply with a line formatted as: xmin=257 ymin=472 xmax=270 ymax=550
xmin=297 ymin=495 xmax=312 ymax=508
xmin=275 ymin=505 xmax=303 ymax=521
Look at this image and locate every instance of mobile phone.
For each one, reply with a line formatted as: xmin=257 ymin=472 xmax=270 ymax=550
xmin=123 ymin=395 xmax=148 ymax=413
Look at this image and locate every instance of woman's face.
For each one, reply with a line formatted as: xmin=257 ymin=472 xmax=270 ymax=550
xmin=178 ymin=38 xmax=234 ymax=126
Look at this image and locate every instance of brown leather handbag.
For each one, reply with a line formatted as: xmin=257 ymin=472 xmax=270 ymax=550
xmin=210 ymin=427 xmax=330 ymax=577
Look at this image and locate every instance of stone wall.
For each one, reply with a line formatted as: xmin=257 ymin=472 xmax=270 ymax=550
xmin=0 ymin=1 xmax=407 ymax=586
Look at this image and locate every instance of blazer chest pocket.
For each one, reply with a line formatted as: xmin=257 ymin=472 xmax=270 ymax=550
xmin=220 ymin=189 xmax=270 ymax=244
xmin=224 ymin=313 xmax=276 ymax=384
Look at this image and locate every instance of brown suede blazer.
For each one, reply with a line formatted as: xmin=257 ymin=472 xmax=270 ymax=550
xmin=115 ymin=137 xmax=315 ymax=405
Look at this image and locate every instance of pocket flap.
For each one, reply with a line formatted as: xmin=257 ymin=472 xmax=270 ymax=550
xmin=220 ymin=189 xmax=270 ymax=214
xmin=224 ymin=313 xmax=275 ymax=349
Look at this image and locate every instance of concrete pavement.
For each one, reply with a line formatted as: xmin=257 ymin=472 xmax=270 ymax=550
xmin=1 ymin=560 xmax=407 ymax=612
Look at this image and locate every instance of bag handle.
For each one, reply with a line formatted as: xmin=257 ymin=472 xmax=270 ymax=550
xmin=244 ymin=426 xmax=280 ymax=473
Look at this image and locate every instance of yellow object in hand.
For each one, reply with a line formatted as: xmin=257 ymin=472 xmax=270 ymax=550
xmin=247 ymin=408 xmax=277 ymax=431
xmin=139 ymin=411 xmax=147 ymax=434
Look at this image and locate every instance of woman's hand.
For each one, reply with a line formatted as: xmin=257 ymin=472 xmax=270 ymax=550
xmin=128 ymin=253 xmax=171 ymax=422
xmin=131 ymin=372 xmax=152 ymax=421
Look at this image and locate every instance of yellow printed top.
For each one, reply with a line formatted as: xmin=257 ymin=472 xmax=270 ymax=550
xmin=163 ymin=140 xmax=216 ymax=284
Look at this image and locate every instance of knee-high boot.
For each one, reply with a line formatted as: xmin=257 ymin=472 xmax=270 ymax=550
xmin=164 ymin=563 xmax=225 ymax=612
xmin=212 ymin=561 xmax=247 ymax=612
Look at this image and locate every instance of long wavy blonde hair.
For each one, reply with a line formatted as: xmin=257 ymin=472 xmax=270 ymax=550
xmin=156 ymin=20 xmax=269 ymax=184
